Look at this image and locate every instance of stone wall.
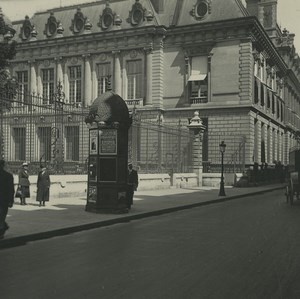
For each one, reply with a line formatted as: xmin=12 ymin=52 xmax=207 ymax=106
xmin=13 ymin=173 xmax=235 ymax=200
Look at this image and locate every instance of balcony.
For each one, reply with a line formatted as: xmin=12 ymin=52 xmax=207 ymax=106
xmin=190 ymin=96 xmax=208 ymax=104
xmin=125 ymin=98 xmax=143 ymax=108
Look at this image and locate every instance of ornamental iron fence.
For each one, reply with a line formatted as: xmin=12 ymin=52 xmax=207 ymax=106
xmin=1 ymin=88 xmax=246 ymax=175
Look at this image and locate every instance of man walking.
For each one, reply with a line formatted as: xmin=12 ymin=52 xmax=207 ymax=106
xmin=127 ymin=163 xmax=138 ymax=210
xmin=0 ymin=159 xmax=14 ymax=239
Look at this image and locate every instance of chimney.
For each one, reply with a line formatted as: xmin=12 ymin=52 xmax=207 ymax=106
xmin=150 ymin=0 xmax=164 ymax=13
xmin=246 ymin=0 xmax=278 ymax=29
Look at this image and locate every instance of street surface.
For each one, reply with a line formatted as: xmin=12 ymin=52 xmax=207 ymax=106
xmin=1 ymin=189 xmax=300 ymax=299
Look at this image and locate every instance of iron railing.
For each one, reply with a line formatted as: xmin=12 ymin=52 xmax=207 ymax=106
xmin=1 ymin=88 xmax=247 ymax=175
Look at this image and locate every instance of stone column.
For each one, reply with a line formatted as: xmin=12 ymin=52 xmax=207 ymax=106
xmin=91 ymin=61 xmax=97 ymax=100
xmin=29 ymin=60 xmax=37 ymax=94
xmin=84 ymin=54 xmax=92 ymax=106
xmin=55 ymin=57 xmax=64 ymax=84
xmin=187 ymin=111 xmax=206 ymax=186
xmin=113 ymin=51 xmax=122 ymax=95
xmin=274 ymin=129 xmax=278 ymax=162
xmin=144 ymin=47 xmax=153 ymax=106
xmin=254 ymin=118 xmax=261 ymax=162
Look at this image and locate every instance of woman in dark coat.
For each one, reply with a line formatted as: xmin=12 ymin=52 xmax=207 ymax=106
xmin=18 ymin=162 xmax=30 ymax=205
xmin=127 ymin=163 xmax=139 ymax=209
xmin=36 ymin=164 xmax=51 ymax=207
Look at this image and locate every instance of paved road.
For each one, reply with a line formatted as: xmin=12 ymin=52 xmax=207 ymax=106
xmin=1 ymin=189 xmax=300 ymax=299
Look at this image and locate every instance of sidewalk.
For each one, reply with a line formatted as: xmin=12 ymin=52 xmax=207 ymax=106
xmin=0 ymin=184 xmax=285 ymax=248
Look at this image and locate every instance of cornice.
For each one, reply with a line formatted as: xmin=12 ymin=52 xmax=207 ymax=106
xmin=15 ymin=25 xmax=166 ymax=50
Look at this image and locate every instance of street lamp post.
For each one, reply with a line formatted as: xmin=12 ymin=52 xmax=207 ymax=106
xmin=219 ymin=141 xmax=226 ymax=196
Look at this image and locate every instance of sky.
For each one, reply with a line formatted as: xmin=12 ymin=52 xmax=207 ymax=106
xmin=1 ymin=0 xmax=300 ymax=51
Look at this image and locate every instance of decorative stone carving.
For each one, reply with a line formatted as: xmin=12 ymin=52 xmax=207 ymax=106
xmin=30 ymin=25 xmax=38 ymax=41
xmin=99 ymin=53 xmax=108 ymax=62
xmin=129 ymin=49 xmax=138 ymax=59
xmin=84 ymin=19 xmax=93 ymax=34
xmin=43 ymin=60 xmax=51 ymax=67
xmin=56 ymin=22 xmax=64 ymax=38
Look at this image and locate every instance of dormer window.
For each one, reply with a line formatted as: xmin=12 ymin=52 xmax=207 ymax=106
xmin=49 ymin=22 xmax=57 ymax=35
xmin=75 ymin=18 xmax=84 ymax=32
xmin=99 ymin=2 xmax=117 ymax=30
xmin=196 ymin=1 xmax=208 ymax=18
xmin=44 ymin=12 xmax=59 ymax=38
xmin=127 ymin=0 xmax=146 ymax=26
xmin=132 ymin=8 xmax=143 ymax=25
xmin=71 ymin=8 xmax=86 ymax=34
xmin=103 ymin=13 xmax=113 ymax=28
xmin=191 ymin=0 xmax=211 ymax=21
xmin=20 ymin=16 xmax=33 ymax=41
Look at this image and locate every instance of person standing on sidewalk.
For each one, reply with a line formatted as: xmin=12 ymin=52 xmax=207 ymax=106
xmin=18 ymin=162 xmax=30 ymax=205
xmin=36 ymin=164 xmax=50 ymax=207
xmin=127 ymin=163 xmax=138 ymax=209
xmin=0 ymin=159 xmax=14 ymax=239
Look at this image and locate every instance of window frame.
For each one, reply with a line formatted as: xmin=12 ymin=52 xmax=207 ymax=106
xmin=41 ymin=68 xmax=55 ymax=105
xmin=126 ymin=59 xmax=143 ymax=101
xmin=16 ymin=71 xmax=29 ymax=104
xmin=69 ymin=66 xmax=82 ymax=104
xmin=97 ymin=62 xmax=111 ymax=96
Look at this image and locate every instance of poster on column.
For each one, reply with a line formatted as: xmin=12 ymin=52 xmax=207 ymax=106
xmin=89 ymin=129 xmax=98 ymax=155
xmin=100 ymin=129 xmax=117 ymax=155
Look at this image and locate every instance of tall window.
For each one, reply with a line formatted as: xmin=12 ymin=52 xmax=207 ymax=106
xmin=127 ymin=60 xmax=143 ymax=100
xmin=16 ymin=71 xmax=28 ymax=104
xmin=254 ymin=79 xmax=259 ymax=104
xmin=65 ymin=126 xmax=79 ymax=161
xmin=13 ymin=127 xmax=26 ymax=161
xmin=188 ymin=56 xmax=208 ymax=103
xmin=42 ymin=68 xmax=54 ymax=105
xmin=17 ymin=71 xmax=28 ymax=103
xmin=69 ymin=66 xmax=82 ymax=104
xmin=97 ymin=63 xmax=111 ymax=95
xmin=38 ymin=127 xmax=52 ymax=161
xmin=261 ymin=84 xmax=265 ymax=106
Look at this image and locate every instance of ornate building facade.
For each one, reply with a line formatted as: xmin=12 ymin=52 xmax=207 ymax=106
xmin=1 ymin=0 xmax=300 ymax=172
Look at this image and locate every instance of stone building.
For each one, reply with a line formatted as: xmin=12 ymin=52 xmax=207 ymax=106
xmin=1 ymin=0 xmax=300 ymax=173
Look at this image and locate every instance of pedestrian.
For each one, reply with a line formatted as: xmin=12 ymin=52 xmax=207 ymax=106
xmin=18 ymin=162 xmax=30 ymax=205
xmin=36 ymin=164 xmax=50 ymax=207
xmin=0 ymin=159 xmax=14 ymax=239
xmin=127 ymin=163 xmax=138 ymax=209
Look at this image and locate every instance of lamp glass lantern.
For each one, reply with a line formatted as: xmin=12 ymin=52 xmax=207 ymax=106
xmin=219 ymin=141 xmax=226 ymax=153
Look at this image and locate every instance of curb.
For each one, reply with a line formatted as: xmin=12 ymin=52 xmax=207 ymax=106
xmin=0 ymin=186 xmax=283 ymax=249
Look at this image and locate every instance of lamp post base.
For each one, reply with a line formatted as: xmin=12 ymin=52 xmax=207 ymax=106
xmin=219 ymin=183 xmax=226 ymax=197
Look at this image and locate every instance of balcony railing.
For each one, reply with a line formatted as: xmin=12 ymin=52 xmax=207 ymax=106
xmin=125 ymin=98 xmax=143 ymax=108
xmin=190 ymin=97 xmax=208 ymax=104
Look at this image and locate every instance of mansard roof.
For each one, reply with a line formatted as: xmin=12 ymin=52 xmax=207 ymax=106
xmin=9 ymin=0 xmax=248 ymax=42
